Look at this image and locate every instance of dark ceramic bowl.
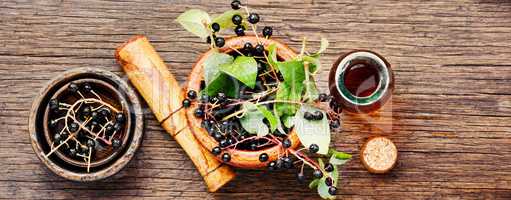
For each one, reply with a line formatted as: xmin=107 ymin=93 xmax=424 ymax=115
xmin=29 ymin=68 xmax=143 ymax=182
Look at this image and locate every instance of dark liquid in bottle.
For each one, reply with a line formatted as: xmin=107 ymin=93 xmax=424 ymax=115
xmin=343 ymin=61 xmax=380 ymax=97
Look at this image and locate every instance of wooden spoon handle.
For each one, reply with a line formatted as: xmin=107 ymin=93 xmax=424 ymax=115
xmin=115 ymin=36 xmax=235 ymax=192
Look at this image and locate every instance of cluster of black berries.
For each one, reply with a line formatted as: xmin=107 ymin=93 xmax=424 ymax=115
xmin=47 ymin=82 xmax=125 ymax=161
xmin=206 ymin=0 xmax=273 ymax=48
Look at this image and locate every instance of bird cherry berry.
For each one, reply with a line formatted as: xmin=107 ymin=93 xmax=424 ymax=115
xmin=248 ymin=13 xmax=260 ymax=24
xmin=282 ymin=138 xmax=292 ymax=148
xmin=234 ymin=25 xmax=245 ymax=36
xmin=309 ymin=144 xmax=319 ymax=154
xmin=215 ymin=37 xmax=225 ymax=48
xmin=262 ymin=26 xmax=273 ymax=38
xmin=222 ymin=153 xmax=231 ymax=162
xmin=231 ymin=0 xmax=241 ymax=10
xmin=259 ymin=153 xmax=269 ymax=162
xmin=211 ymin=22 xmax=220 ymax=32
xmin=328 ymin=187 xmax=337 ymax=195
xmin=232 ymin=14 xmax=242 ymax=25
xmin=212 ymin=146 xmax=222 ymax=156
xmin=324 ymin=163 xmax=334 ymax=172
xmin=313 ymin=169 xmax=323 ymax=178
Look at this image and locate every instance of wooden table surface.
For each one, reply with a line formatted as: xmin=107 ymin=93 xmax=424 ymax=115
xmin=1 ymin=0 xmax=511 ymax=199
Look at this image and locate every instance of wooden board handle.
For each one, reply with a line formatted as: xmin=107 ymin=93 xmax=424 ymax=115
xmin=115 ymin=36 xmax=235 ymax=192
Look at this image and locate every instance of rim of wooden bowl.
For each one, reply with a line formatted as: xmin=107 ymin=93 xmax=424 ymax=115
xmin=185 ymin=36 xmax=302 ymax=169
xmin=42 ymin=78 xmax=132 ymax=168
xmin=29 ymin=68 xmax=144 ymax=182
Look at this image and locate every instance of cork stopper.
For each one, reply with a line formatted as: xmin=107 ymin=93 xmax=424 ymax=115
xmin=360 ymin=136 xmax=398 ymax=173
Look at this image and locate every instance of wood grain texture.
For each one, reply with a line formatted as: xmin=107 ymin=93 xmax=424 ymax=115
xmin=1 ymin=0 xmax=510 ymax=199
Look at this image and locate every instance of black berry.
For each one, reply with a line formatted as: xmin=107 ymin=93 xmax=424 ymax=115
xmin=267 ymin=161 xmax=277 ymax=170
xmin=87 ymin=139 xmax=95 ymax=148
xmin=328 ymin=187 xmax=337 ymax=195
xmin=49 ymin=119 xmax=58 ymax=128
xmin=112 ymin=138 xmax=121 ymax=148
xmin=83 ymin=83 xmax=92 ymax=92
xmin=248 ymin=13 xmax=260 ymax=24
xmin=243 ymin=42 xmax=253 ymax=52
xmin=313 ymin=169 xmax=323 ymax=178
xmin=234 ymin=25 xmax=245 ymax=36
xmin=187 ymin=90 xmax=197 ymax=99
xmin=309 ymin=144 xmax=319 ymax=154
xmin=82 ymin=106 xmax=91 ymax=117
xmin=68 ymin=148 xmax=77 ymax=157
xmin=116 ymin=113 xmax=125 ymax=123
xmin=100 ymin=108 xmax=111 ymax=118
xmin=262 ymin=26 xmax=273 ymax=38
xmin=194 ymin=108 xmax=205 ymax=118
xmin=231 ymin=0 xmax=241 ymax=10
xmin=49 ymin=99 xmax=59 ymax=111
xmin=91 ymin=111 xmax=100 ymax=121
xmin=282 ymin=156 xmax=293 ymax=169
xmin=106 ymin=124 xmax=114 ymax=133
xmin=296 ymin=173 xmax=306 ymax=184
xmin=222 ymin=153 xmax=231 ymax=162
xmin=259 ymin=153 xmax=269 ymax=162
xmin=206 ymin=36 xmax=213 ymax=44
xmin=54 ymin=133 xmax=62 ymax=142
xmin=232 ymin=14 xmax=242 ymax=25
xmin=213 ymin=132 xmax=224 ymax=141
xmin=330 ymin=120 xmax=340 ymax=129
xmin=217 ymin=92 xmax=226 ymax=102
xmin=212 ymin=146 xmax=222 ymax=155
xmin=318 ymin=93 xmax=329 ymax=102
xmin=250 ymin=143 xmax=258 ymax=150
xmin=211 ymin=22 xmax=220 ymax=32
xmin=182 ymin=99 xmax=191 ymax=108
xmin=325 ymin=177 xmax=333 ymax=186
xmin=219 ymin=139 xmax=230 ymax=148
xmin=69 ymin=122 xmax=79 ymax=132
xmin=215 ymin=37 xmax=225 ymax=47
xmin=254 ymin=44 xmax=264 ymax=55
xmin=313 ymin=111 xmax=323 ymax=120
xmin=68 ymin=83 xmax=79 ymax=93
xmin=324 ymin=163 xmax=334 ymax=172
xmin=282 ymin=138 xmax=292 ymax=148
xmin=304 ymin=112 xmax=314 ymax=120
xmin=113 ymin=122 xmax=122 ymax=132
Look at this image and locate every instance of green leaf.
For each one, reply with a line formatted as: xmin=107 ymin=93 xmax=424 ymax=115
xmin=240 ymin=102 xmax=269 ymax=137
xmin=294 ymin=105 xmax=331 ymax=155
xmin=309 ymin=178 xmax=320 ymax=189
xmin=267 ymin=43 xmax=279 ymax=72
xmin=204 ymin=73 xmax=237 ymax=97
xmin=282 ymin=115 xmax=295 ymax=128
xmin=220 ymin=56 xmax=258 ymax=88
xmin=176 ymin=9 xmax=211 ymax=39
xmin=303 ymin=55 xmax=321 ymax=74
xmin=311 ymin=37 xmax=329 ymax=57
xmin=257 ymin=105 xmax=278 ymax=132
xmin=328 ymin=149 xmax=352 ymax=166
xmin=304 ymin=77 xmax=319 ymax=103
xmin=275 ymin=82 xmax=303 ymax=116
xmin=212 ymin=10 xmax=245 ymax=29
xmin=203 ymin=51 xmax=234 ymax=84
xmin=277 ymin=60 xmax=305 ymax=86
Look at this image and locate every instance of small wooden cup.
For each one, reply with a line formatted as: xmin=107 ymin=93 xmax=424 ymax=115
xmin=29 ymin=68 xmax=144 ymax=182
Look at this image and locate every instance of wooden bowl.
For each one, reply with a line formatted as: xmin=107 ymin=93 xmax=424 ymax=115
xmin=29 ymin=68 xmax=144 ymax=181
xmin=186 ymin=36 xmax=301 ymax=169
xmin=42 ymin=78 xmax=131 ymax=168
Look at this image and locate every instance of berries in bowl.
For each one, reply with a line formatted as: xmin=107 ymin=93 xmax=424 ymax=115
xmin=29 ymin=68 xmax=143 ymax=182
xmin=176 ymin=1 xmax=352 ymax=198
